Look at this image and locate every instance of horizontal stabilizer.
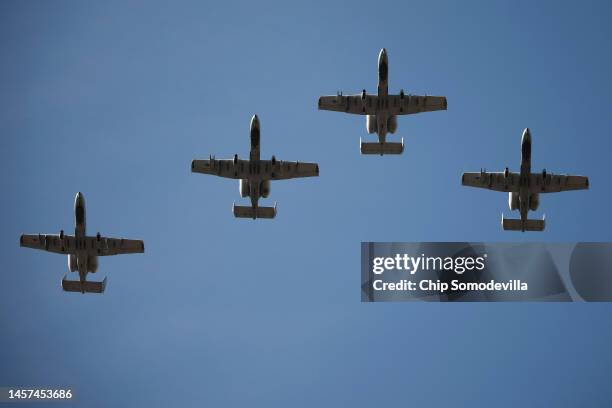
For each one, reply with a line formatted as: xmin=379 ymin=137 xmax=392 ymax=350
xmin=233 ymin=203 xmax=277 ymax=219
xmin=61 ymin=275 xmax=107 ymax=293
xmin=502 ymin=215 xmax=546 ymax=232
xmin=360 ymin=138 xmax=404 ymax=155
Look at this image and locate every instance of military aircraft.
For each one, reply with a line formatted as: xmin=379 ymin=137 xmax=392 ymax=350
xmin=191 ymin=115 xmax=319 ymax=219
xmin=318 ymin=48 xmax=447 ymax=155
xmin=461 ymin=128 xmax=589 ymax=231
xmin=20 ymin=192 xmax=145 ymax=293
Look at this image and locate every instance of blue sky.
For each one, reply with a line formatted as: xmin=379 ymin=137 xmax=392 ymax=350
xmin=1 ymin=1 xmax=612 ymax=406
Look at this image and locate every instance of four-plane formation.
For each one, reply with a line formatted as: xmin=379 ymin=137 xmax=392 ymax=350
xmin=19 ymin=48 xmax=591 ymax=293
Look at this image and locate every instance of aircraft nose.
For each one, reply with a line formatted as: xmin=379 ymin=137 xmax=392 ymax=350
xmin=521 ymin=128 xmax=531 ymax=144
xmin=250 ymin=114 xmax=260 ymax=130
xmin=379 ymin=48 xmax=387 ymax=61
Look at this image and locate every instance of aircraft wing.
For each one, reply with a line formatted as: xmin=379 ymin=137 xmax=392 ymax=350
xmin=20 ymin=234 xmax=76 ymax=254
xmin=387 ymin=94 xmax=447 ymax=115
xmin=462 ymin=171 xmax=520 ymax=192
xmin=192 ymin=158 xmax=250 ymax=179
xmin=318 ymin=94 xmax=378 ymax=115
xmin=318 ymin=94 xmax=446 ymax=116
xmin=530 ymin=173 xmax=589 ymax=193
xmin=193 ymin=158 xmax=319 ymax=180
xmin=20 ymin=234 xmax=144 ymax=256
xmin=96 ymin=237 xmax=145 ymax=256
xmin=263 ymin=160 xmax=319 ymax=180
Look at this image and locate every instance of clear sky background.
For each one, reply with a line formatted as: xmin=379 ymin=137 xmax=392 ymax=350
xmin=2 ymin=1 xmax=612 ymax=407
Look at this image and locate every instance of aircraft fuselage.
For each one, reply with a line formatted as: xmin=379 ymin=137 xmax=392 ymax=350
xmin=242 ymin=115 xmax=266 ymax=210
xmin=369 ymin=48 xmax=393 ymax=141
xmin=71 ymin=192 xmax=98 ymax=290
xmin=503 ymin=128 xmax=541 ymax=230
xmin=517 ymin=128 xmax=535 ymax=227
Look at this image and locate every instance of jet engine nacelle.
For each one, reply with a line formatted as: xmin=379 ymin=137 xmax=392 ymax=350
xmin=529 ymin=193 xmax=539 ymax=211
xmin=68 ymin=254 xmax=78 ymax=272
xmin=387 ymin=115 xmax=397 ymax=134
xmin=239 ymin=179 xmax=250 ymax=198
xmin=508 ymin=192 xmax=519 ymax=211
xmin=366 ymin=115 xmax=377 ymax=134
xmin=87 ymin=256 xmax=98 ymax=273
xmin=260 ymin=180 xmax=270 ymax=198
